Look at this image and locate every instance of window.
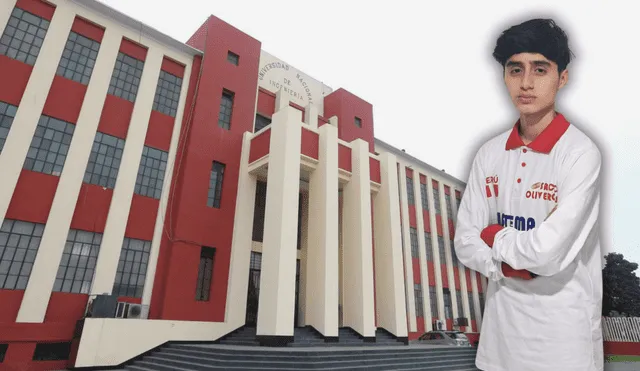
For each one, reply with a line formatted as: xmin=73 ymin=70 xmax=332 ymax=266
xmin=433 ymin=184 xmax=441 ymax=214
xmin=53 ymin=229 xmax=101 ymax=294
xmin=479 ymin=292 xmax=485 ymax=315
xmin=354 ymin=116 xmax=362 ymax=127
xmin=227 ymin=51 xmax=239 ymax=65
xmin=24 ymin=115 xmax=75 ymax=176
xmin=252 ymin=181 xmax=267 ymax=242
xmin=0 ymin=219 xmax=44 ymax=290
xmin=153 ymin=70 xmax=183 ymax=117
xmin=429 ymin=286 xmax=438 ymax=318
xmin=112 ymin=237 xmax=151 ymax=298
xmin=218 ymin=90 xmax=234 ymax=130
xmin=445 ymin=192 xmax=453 ymax=217
xmin=134 ymin=145 xmax=168 ymax=199
xmin=0 ymin=343 xmax=7 ymax=363
xmin=207 ymin=161 xmax=225 ymax=208
xmin=0 ymin=7 xmax=49 ymax=65
xmin=409 ymin=227 xmax=418 ymax=258
xmin=84 ymin=132 xmax=124 ymax=189
xmin=57 ymin=31 xmax=100 ymax=85
xmin=406 ymin=176 xmax=414 ymax=205
xmin=255 ymin=114 xmax=271 ymax=132
xmin=32 ymin=342 xmax=71 ymax=361
xmin=438 ymin=236 xmax=446 ymax=264
xmin=468 ymin=292 xmax=476 ymax=318
xmin=443 ymin=289 xmax=452 ymax=319
xmin=0 ymin=101 xmax=18 ymax=154
xmin=108 ymin=52 xmax=144 ymax=102
xmin=195 ymin=247 xmax=215 ymax=301
xmin=456 ymin=290 xmax=464 ymax=318
xmin=424 ymin=232 xmax=432 ymax=261
xmin=420 ymin=182 xmax=429 ymax=211
xmin=414 ymin=283 xmax=424 ymax=317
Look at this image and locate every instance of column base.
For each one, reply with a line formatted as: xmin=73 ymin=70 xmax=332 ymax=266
xmin=256 ymin=335 xmax=294 ymax=347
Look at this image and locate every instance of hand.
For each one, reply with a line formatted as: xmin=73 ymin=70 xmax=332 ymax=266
xmin=481 ymin=224 xmax=537 ymax=280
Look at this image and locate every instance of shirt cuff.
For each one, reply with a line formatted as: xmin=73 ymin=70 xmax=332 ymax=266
xmin=491 ymin=226 xmax=515 ymax=262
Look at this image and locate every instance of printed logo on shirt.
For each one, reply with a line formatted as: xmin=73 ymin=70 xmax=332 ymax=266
xmin=497 ymin=212 xmax=536 ymax=231
xmin=526 ymin=182 xmax=558 ymax=202
xmin=485 ymin=175 xmax=499 ymax=198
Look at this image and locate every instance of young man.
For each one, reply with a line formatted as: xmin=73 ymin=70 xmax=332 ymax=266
xmin=454 ymin=19 xmax=604 ymax=371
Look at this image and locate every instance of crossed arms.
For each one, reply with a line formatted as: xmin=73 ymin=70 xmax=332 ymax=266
xmin=453 ymin=145 xmax=602 ymax=279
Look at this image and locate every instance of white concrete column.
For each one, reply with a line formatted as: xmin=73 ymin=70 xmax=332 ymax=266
xmin=397 ymin=163 xmax=417 ymax=332
xmin=341 ymin=139 xmax=376 ymax=338
xmin=142 ymin=61 xmax=193 ymax=307
xmin=440 ymin=183 xmax=458 ymax=321
xmin=0 ymin=5 xmax=74 ymax=229
xmin=224 ymin=132 xmax=258 ymax=326
xmin=412 ymin=174 xmax=431 ymax=331
xmin=304 ymin=104 xmax=318 ymax=129
xmin=426 ymin=177 xmax=445 ymax=323
xmin=372 ymin=152 xmax=408 ymax=338
xmin=89 ymin=48 xmax=164 ymax=295
xmin=256 ymin=103 xmax=302 ymax=337
xmin=305 ymin=123 xmax=339 ymax=337
xmin=0 ymin=1 xmax=17 ymax=36
xmin=15 ymin=28 xmax=123 ymax=323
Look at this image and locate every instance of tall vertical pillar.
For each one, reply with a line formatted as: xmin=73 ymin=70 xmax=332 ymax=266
xmin=256 ymin=102 xmax=302 ymax=344
xmin=372 ymin=152 xmax=408 ymax=339
xmin=427 ymin=177 xmax=446 ymax=324
xmin=305 ymin=123 xmax=339 ymax=339
xmin=341 ymin=139 xmax=376 ymax=339
xmin=224 ymin=132 xmax=258 ymax=327
xmin=397 ymin=163 xmax=417 ymax=332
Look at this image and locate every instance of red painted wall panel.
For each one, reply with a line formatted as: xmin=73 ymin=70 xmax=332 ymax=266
xmin=408 ymin=205 xmax=416 ymax=227
xmin=145 ymin=111 xmax=174 ymax=151
xmin=44 ymin=292 xmax=88 ymax=323
xmin=441 ymin=267 xmax=449 ymax=288
xmin=424 ymin=213 xmax=431 ymax=233
xmin=124 ymin=195 xmax=160 ymax=241
xmin=6 ymin=170 xmax=59 ymax=224
xmin=420 ymin=174 xmax=427 ymax=184
xmin=448 ymin=219 xmax=455 ymax=238
xmin=436 ymin=217 xmax=443 ymax=236
xmin=248 ymin=128 xmax=270 ymax=163
xmin=605 ymin=341 xmax=640 ymax=356
xmin=323 ymin=88 xmax=375 ymax=152
xmin=97 ymin=95 xmax=134 ymax=139
xmin=120 ymin=38 xmax=148 ymax=61
xmin=42 ymin=76 xmax=87 ymax=124
xmin=15 ymin=0 xmax=56 ymax=20
xmin=476 ymin=272 xmax=483 ymax=293
xmin=412 ymin=259 xmax=420 ymax=283
xmin=257 ymin=88 xmax=276 ymax=117
xmin=405 ymin=168 xmax=413 ymax=177
xmin=70 ymin=184 xmax=112 ymax=233
xmin=427 ymin=261 xmax=436 ymax=286
xmin=300 ymin=127 xmax=319 ymax=159
xmin=465 ymin=269 xmax=473 ymax=292
xmin=444 ymin=185 xmax=450 ymax=195
xmin=0 ymin=289 xmax=23 ymax=323
xmin=0 ymin=56 xmax=32 ymax=106
xmin=161 ymin=57 xmax=186 ymax=78
xmin=71 ymin=16 xmax=105 ymax=42
xmin=338 ymin=144 xmax=351 ymax=172
xmin=471 ymin=320 xmax=477 ymax=332
xmin=454 ymin=270 xmax=461 ymax=290
xmin=369 ymin=157 xmax=381 ymax=183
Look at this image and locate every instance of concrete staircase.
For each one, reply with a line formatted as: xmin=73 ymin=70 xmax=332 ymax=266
xmin=119 ymin=344 xmax=480 ymax=370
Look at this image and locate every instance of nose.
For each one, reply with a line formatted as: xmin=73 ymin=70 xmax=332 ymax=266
xmin=520 ymin=70 xmax=534 ymax=90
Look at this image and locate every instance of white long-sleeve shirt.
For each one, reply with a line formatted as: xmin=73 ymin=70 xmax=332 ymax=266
xmin=454 ymin=113 xmax=604 ymax=371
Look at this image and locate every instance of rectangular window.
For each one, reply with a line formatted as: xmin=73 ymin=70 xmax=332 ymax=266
xmin=57 ymin=31 xmax=100 ymax=85
xmin=0 ymin=219 xmax=44 ymax=290
xmin=24 ymin=115 xmax=75 ymax=176
xmin=406 ymin=176 xmax=414 ymax=205
xmin=134 ymin=145 xmax=168 ymax=199
xmin=218 ymin=90 xmax=234 ymax=130
xmin=32 ymin=342 xmax=71 ymax=361
xmin=445 ymin=192 xmax=453 ymax=218
xmin=414 ymin=283 xmax=424 ymax=318
xmin=53 ymin=229 xmax=101 ymax=294
xmin=0 ymin=101 xmax=18 ymax=154
xmin=443 ymin=289 xmax=452 ymax=319
xmin=227 ymin=51 xmax=239 ymax=65
xmin=84 ymin=132 xmax=124 ymax=189
xmin=354 ymin=116 xmax=362 ymax=127
xmin=429 ymin=286 xmax=438 ymax=318
xmin=468 ymin=292 xmax=476 ymax=319
xmin=410 ymin=227 xmax=419 ymax=258
xmin=433 ymin=184 xmax=441 ymax=214
xmin=420 ymin=182 xmax=429 ymax=211
xmin=252 ymin=181 xmax=267 ymax=242
xmin=207 ymin=161 xmax=225 ymax=208
xmin=153 ymin=70 xmax=183 ymax=117
xmin=0 ymin=7 xmax=49 ymax=65
xmin=424 ymin=232 xmax=432 ymax=261
xmin=255 ymin=114 xmax=271 ymax=132
xmin=108 ymin=52 xmax=144 ymax=102
xmin=438 ymin=236 xmax=446 ymax=264
xmin=112 ymin=237 xmax=151 ymax=298
xmin=456 ymin=290 xmax=464 ymax=319
xmin=195 ymin=247 xmax=215 ymax=301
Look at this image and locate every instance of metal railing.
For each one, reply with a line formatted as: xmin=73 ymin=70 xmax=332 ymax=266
xmin=602 ymin=317 xmax=640 ymax=342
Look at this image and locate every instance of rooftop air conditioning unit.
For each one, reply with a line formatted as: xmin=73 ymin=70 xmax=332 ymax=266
xmin=115 ymin=302 xmax=148 ymax=319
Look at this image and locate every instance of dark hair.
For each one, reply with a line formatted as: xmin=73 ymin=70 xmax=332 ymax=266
xmin=493 ymin=18 xmax=574 ymax=72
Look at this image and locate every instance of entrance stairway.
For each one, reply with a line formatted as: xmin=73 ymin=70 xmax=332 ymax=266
xmin=108 ymin=327 xmax=481 ymax=371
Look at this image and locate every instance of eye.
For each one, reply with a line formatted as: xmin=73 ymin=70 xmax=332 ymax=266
xmin=535 ymin=68 xmax=547 ymax=74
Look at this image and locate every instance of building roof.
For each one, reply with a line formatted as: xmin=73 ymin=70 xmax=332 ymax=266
xmin=374 ymin=138 xmax=466 ymax=189
xmin=75 ymin=0 xmax=202 ymax=57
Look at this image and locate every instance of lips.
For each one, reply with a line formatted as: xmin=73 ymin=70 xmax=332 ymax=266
xmin=517 ymin=95 xmax=536 ymax=104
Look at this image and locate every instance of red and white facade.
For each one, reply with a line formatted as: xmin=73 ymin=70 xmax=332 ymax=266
xmin=0 ymin=0 xmax=486 ymax=369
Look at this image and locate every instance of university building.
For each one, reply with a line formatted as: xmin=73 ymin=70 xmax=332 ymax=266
xmin=0 ymin=0 xmax=487 ymax=369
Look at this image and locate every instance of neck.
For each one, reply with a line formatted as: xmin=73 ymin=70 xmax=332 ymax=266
xmin=518 ymin=106 xmax=556 ymax=144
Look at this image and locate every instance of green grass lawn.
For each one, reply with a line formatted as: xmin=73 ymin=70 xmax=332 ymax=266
xmin=605 ymin=355 xmax=640 ymax=362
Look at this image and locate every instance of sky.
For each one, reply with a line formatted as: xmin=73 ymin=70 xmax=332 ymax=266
xmin=98 ymin=0 xmax=640 ymax=267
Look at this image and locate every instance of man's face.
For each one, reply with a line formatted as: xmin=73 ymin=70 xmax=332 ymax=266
xmin=503 ymin=53 xmax=568 ymax=116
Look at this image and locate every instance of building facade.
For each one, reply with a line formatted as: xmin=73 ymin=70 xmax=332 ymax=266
xmin=0 ymin=0 xmax=487 ymax=369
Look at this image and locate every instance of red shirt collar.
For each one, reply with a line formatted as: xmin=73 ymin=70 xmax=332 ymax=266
xmin=505 ymin=112 xmax=570 ymax=153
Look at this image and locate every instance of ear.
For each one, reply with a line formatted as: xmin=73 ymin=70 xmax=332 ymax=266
xmin=558 ymin=69 xmax=569 ymax=89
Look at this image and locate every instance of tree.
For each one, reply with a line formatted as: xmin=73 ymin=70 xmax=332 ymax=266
xmin=602 ymin=252 xmax=640 ymax=317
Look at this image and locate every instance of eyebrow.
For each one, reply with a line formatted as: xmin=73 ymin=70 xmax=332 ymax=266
xmin=506 ymin=60 xmax=552 ymax=68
